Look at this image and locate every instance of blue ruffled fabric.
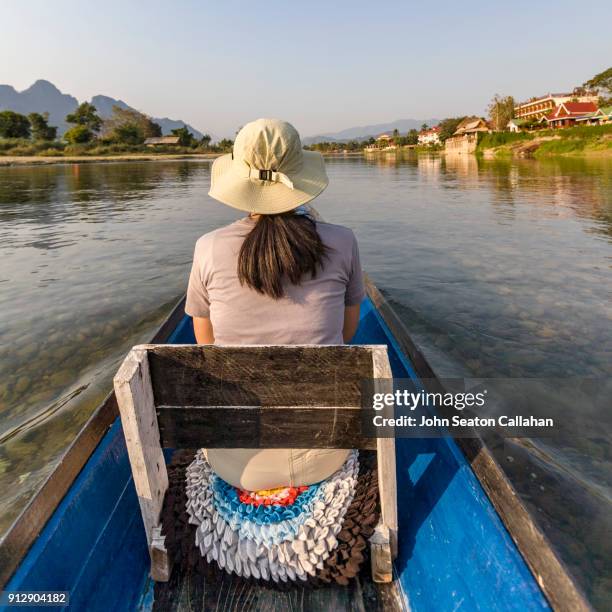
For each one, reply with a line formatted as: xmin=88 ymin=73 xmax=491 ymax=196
xmin=186 ymin=449 xmax=361 ymax=573
xmin=209 ymin=474 xmax=327 ymax=545
xmin=211 ymin=474 xmax=320 ymax=525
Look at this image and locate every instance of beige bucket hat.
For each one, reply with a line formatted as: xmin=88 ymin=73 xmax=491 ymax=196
xmin=208 ymin=118 xmax=328 ymax=214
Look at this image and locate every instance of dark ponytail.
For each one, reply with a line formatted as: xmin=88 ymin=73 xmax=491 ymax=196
xmin=238 ymin=212 xmax=328 ymax=299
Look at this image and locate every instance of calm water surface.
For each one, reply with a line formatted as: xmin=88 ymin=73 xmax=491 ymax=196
xmin=0 ymin=155 xmax=610 ymax=606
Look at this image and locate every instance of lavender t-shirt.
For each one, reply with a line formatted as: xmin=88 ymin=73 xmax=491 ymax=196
xmin=185 ymin=217 xmax=365 ymax=345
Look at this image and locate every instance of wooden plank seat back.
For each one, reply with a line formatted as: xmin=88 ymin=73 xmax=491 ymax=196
xmin=113 ymin=344 xmax=397 ymax=584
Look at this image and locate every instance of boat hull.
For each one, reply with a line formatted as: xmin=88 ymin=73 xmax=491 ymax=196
xmin=2 ymin=297 xmax=550 ymax=611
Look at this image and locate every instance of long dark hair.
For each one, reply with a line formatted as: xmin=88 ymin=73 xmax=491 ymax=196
xmin=238 ymin=212 xmax=328 ymax=299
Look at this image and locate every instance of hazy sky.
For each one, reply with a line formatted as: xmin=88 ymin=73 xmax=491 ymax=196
xmin=2 ymin=1 xmax=611 ymax=138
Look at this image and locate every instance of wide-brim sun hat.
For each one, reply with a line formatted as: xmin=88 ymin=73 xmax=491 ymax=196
xmin=208 ymin=118 xmax=328 ymax=214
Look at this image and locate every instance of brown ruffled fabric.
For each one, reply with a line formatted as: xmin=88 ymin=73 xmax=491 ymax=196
xmin=153 ymin=450 xmax=379 ymax=607
xmin=310 ymin=451 xmax=379 ymax=586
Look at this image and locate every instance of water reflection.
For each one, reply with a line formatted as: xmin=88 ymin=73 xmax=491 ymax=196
xmin=0 ymin=155 xmax=610 ymax=607
xmin=0 ymin=160 xmax=239 ymax=535
xmin=321 ymin=153 xmax=611 ymax=607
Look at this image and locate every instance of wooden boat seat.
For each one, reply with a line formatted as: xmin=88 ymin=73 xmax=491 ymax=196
xmin=113 ymin=344 xmax=397 ymax=584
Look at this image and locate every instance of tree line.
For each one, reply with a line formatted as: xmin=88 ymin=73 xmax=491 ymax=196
xmin=306 ymin=122 xmax=450 ymax=151
xmin=307 ymin=67 xmax=612 ymax=151
xmin=3 ymin=67 xmax=608 ymax=153
xmin=0 ymin=102 xmax=221 ymax=150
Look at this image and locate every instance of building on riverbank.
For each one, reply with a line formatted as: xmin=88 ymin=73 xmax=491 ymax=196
xmin=364 ymin=132 xmax=397 ymax=151
xmin=144 ymin=136 xmax=181 ymax=146
xmin=444 ymin=117 xmax=490 ymax=154
xmin=514 ymin=92 xmax=599 ymax=121
xmin=507 ymin=118 xmax=531 ymax=132
xmin=575 ymin=105 xmax=612 ymax=126
xmin=544 ymin=101 xmax=599 ymax=129
xmin=418 ymin=126 xmax=441 ymax=145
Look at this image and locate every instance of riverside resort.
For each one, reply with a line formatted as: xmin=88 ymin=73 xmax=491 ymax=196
xmin=0 ymin=3 xmax=610 ymax=612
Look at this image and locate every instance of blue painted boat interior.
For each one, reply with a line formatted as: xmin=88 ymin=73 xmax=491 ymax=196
xmin=3 ymin=297 xmax=549 ymax=611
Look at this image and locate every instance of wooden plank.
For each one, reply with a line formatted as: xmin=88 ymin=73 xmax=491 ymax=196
xmin=365 ymin=276 xmax=591 ymax=612
xmin=150 ymin=526 xmax=172 ymax=582
xmin=0 ymin=296 xmax=186 ymax=590
xmin=145 ymin=344 xmax=374 ymax=407
xmin=370 ymin=523 xmax=393 ymax=583
xmin=113 ymin=349 xmax=168 ymax=550
xmin=368 ymin=580 xmax=408 ymax=612
xmin=153 ymin=565 xmax=402 ymax=612
xmin=157 ymin=405 xmax=377 ymax=449
xmin=371 ymin=346 xmax=398 ymax=559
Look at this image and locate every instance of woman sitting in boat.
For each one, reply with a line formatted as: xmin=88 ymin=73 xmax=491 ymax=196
xmin=185 ymin=118 xmax=365 ymax=491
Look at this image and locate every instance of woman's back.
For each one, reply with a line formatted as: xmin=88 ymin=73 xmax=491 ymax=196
xmin=185 ymin=118 xmax=363 ymax=490
xmin=186 ymin=216 xmax=364 ymax=345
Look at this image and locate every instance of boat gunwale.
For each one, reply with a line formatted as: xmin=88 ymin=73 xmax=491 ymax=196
xmin=0 ymin=285 xmax=592 ymax=611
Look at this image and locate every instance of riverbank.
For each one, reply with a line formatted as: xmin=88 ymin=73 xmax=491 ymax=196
xmin=0 ymin=152 xmax=220 ymax=167
xmin=477 ymin=124 xmax=612 ymax=159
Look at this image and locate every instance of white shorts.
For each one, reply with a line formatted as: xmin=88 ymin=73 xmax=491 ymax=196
xmin=203 ymin=448 xmax=351 ymax=490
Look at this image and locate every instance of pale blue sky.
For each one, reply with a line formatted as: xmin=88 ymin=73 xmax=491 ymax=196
xmin=2 ymin=0 xmax=611 ymax=137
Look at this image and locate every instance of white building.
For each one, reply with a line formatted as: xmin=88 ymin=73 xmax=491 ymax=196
xmin=418 ymin=126 xmax=441 ymax=145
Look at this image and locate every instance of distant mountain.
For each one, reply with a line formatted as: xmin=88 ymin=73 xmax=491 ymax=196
xmin=303 ymin=118 xmax=441 ymax=144
xmin=151 ymin=117 xmax=205 ymax=140
xmin=0 ymin=80 xmax=78 ymax=135
xmin=90 ymin=94 xmax=205 ymax=139
xmin=89 ymin=94 xmax=132 ymax=117
xmin=0 ymin=80 xmax=206 ymax=138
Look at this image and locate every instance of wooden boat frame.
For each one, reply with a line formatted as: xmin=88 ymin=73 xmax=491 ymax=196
xmin=0 ymin=278 xmax=591 ymax=611
xmin=113 ymin=343 xmax=397 ymax=583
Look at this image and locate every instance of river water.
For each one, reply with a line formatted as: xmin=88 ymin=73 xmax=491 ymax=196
xmin=0 ymin=155 xmax=610 ymax=606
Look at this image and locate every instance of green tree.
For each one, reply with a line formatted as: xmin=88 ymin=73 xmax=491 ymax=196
xmin=406 ymin=129 xmax=419 ymax=145
xmin=64 ymin=124 xmax=94 ymax=144
xmin=200 ymin=134 xmax=212 ymax=148
xmin=584 ymin=66 xmax=612 ymax=104
xmin=103 ymin=105 xmax=161 ymax=143
xmin=437 ymin=117 xmax=466 ymax=142
xmin=28 ymin=112 xmax=57 ymax=141
xmin=171 ymin=126 xmax=195 ymax=147
xmin=145 ymin=118 xmax=162 ymax=138
xmin=217 ymin=138 xmax=234 ymax=152
xmin=488 ymin=94 xmax=515 ymax=131
xmin=421 ymin=123 xmax=429 ymax=131
xmin=0 ymin=110 xmax=31 ymax=138
xmin=522 ymin=118 xmax=540 ymax=130
xmin=114 ymin=124 xmax=144 ymax=144
xmin=66 ymin=102 xmax=103 ymax=133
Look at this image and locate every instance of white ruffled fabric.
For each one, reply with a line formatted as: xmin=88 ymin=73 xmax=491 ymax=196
xmin=185 ymin=450 xmax=359 ymax=582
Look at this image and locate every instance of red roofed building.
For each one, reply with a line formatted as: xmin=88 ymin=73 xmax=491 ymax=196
xmin=418 ymin=126 xmax=441 ymax=145
xmin=514 ymin=92 xmax=598 ymax=120
xmin=544 ymin=101 xmax=599 ymax=129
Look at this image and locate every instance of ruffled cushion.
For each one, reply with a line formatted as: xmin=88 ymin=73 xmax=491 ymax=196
xmin=152 ymin=449 xmax=381 ymax=611
xmin=185 ymin=450 xmax=359 ymax=582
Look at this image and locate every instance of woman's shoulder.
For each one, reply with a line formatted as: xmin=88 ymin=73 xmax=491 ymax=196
xmin=194 ymin=218 xmax=252 ymax=251
xmin=315 ymin=221 xmax=358 ymax=246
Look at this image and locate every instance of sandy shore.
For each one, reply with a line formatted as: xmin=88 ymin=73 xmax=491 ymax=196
xmin=0 ymin=153 xmax=221 ymax=167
